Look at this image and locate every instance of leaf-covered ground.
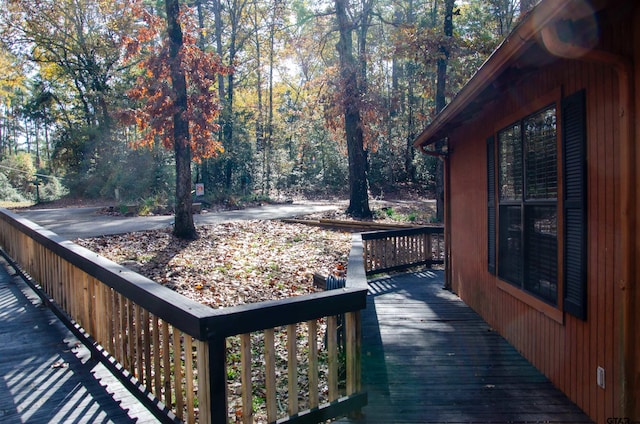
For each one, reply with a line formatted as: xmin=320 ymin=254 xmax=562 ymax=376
xmin=76 ymin=220 xmax=352 ymax=307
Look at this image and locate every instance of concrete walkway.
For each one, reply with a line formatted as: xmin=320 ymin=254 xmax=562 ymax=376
xmin=15 ymin=201 xmax=341 ymax=239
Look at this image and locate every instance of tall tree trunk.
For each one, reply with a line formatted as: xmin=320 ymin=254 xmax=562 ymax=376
xmin=222 ymin=2 xmax=242 ymax=191
xmin=265 ymin=2 xmax=277 ymax=195
xmin=166 ymin=0 xmax=197 ymax=239
xmin=194 ymin=0 xmax=205 ymax=187
xmin=251 ymin=2 xmax=265 ymax=196
xmin=213 ymin=0 xmax=225 ymax=101
xmin=404 ymin=0 xmax=416 ymax=181
xmin=336 ymin=0 xmax=371 ymax=218
xmin=434 ymin=0 xmax=455 ymax=222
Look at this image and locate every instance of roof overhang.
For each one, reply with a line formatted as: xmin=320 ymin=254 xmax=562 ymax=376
xmin=413 ymin=0 xmax=613 ymax=149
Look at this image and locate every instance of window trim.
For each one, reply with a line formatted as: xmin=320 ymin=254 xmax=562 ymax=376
xmin=497 ymin=279 xmax=564 ymax=323
xmin=490 ymin=89 xmax=565 ymax=322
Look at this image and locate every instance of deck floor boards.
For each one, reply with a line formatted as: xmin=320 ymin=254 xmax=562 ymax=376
xmin=0 ymin=260 xmax=160 ymax=424
xmin=342 ymin=270 xmax=593 ymax=424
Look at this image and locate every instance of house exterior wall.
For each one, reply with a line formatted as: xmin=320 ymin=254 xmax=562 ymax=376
xmin=444 ymin=13 xmax=637 ymax=423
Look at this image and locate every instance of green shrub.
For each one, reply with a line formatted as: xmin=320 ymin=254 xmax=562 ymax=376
xmin=39 ymin=176 xmax=69 ymax=202
xmin=0 ymin=153 xmax=37 ymax=195
xmin=0 ymin=173 xmax=29 ymax=202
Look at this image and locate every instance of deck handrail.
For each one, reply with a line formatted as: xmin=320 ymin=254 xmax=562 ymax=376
xmin=361 ymin=225 xmax=445 ymax=275
xmin=0 ymin=208 xmax=367 ymax=424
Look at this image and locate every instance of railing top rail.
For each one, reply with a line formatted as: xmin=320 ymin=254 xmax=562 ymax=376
xmin=346 ymin=233 xmax=368 ymax=290
xmin=0 ymin=208 xmax=216 ymax=337
xmin=360 ymin=225 xmax=444 ymax=240
xmin=0 ymin=208 xmax=367 ymax=340
xmin=201 ymin=287 xmax=366 ymax=338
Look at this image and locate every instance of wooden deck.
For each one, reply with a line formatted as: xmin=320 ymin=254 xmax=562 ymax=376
xmin=0 ymin=258 xmax=160 ymax=424
xmin=0 ymin=249 xmax=594 ymax=424
xmin=347 ymin=270 xmax=593 ymax=424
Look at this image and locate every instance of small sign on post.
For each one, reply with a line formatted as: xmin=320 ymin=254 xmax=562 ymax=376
xmin=195 ymin=183 xmax=204 ymax=197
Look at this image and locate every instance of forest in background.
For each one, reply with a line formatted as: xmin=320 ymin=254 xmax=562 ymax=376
xmin=0 ymin=0 xmax=531 ymax=209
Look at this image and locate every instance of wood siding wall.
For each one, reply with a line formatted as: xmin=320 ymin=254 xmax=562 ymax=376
xmin=444 ymin=12 xmax=636 ymax=424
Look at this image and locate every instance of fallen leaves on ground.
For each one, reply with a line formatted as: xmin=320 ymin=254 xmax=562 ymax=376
xmin=76 ymin=220 xmax=351 ymax=308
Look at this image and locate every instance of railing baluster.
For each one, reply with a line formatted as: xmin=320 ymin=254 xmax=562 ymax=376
xmin=107 ymin=285 xmax=115 ymax=353
xmin=287 ymin=323 xmax=298 ymax=415
xmin=119 ymin=293 xmax=128 ymax=369
xmin=95 ymin=277 xmax=105 ymax=345
xmin=264 ymin=328 xmax=277 ymax=422
xmin=68 ymin=266 xmax=77 ymax=325
xmin=346 ymin=311 xmax=361 ymax=395
xmin=327 ymin=315 xmax=339 ymax=402
xmin=196 ymin=339 xmax=211 ymax=424
xmin=113 ymin=294 xmax=122 ymax=365
xmin=307 ymin=319 xmax=319 ymax=409
xmin=174 ymin=329 xmax=184 ymax=420
xmin=185 ymin=335 xmax=195 ymax=423
xmin=162 ymin=320 xmax=171 ymax=407
xmin=240 ymin=333 xmax=252 ymax=424
xmin=153 ymin=314 xmax=162 ymax=398
xmin=80 ymin=271 xmax=89 ymax=336
xmin=346 ymin=310 xmax=363 ymax=419
xmin=143 ymin=309 xmax=152 ymax=387
xmin=127 ymin=299 xmax=136 ymax=375
xmin=135 ymin=304 xmax=143 ymax=380
xmin=87 ymin=276 xmax=96 ymax=338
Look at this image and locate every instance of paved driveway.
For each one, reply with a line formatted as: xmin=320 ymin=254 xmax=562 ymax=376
xmin=15 ymin=202 xmax=341 ymax=239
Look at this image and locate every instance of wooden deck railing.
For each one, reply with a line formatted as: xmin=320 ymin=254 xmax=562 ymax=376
xmin=0 ymin=209 xmax=367 ymax=424
xmin=362 ymin=226 xmax=445 ymax=275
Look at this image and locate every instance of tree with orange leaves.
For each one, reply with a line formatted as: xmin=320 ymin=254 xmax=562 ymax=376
xmin=122 ymin=0 xmax=229 ymax=239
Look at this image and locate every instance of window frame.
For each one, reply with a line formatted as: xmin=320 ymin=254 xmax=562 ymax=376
xmin=488 ymin=90 xmax=566 ymax=323
xmin=496 ymin=102 xmax=559 ymax=305
xmin=487 ymin=89 xmax=587 ymax=322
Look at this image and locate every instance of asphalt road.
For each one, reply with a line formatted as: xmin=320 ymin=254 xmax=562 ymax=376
xmin=15 ymin=202 xmax=341 ymax=239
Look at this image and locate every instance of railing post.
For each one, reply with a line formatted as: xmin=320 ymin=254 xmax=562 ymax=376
xmin=346 ymin=310 xmax=362 ymax=420
xmin=208 ymin=336 xmax=228 ymax=424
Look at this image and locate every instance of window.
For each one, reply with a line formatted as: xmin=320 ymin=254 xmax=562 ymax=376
xmin=497 ymin=104 xmax=558 ymax=304
xmin=487 ymin=91 xmax=587 ymax=319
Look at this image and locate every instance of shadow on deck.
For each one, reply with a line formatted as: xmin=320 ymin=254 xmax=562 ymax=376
xmin=0 ymin=258 xmax=160 ymax=424
xmin=346 ymin=270 xmax=593 ymax=424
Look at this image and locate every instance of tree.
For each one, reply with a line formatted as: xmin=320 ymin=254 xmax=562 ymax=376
xmin=0 ymin=0 xmax=142 ymax=196
xmin=335 ymin=0 xmax=371 ymax=218
xmin=166 ymin=0 xmax=196 ymax=239
xmin=488 ymin=0 xmax=519 ymax=36
xmin=434 ymin=0 xmax=456 ymax=222
xmin=0 ymin=0 xmax=516 ymax=208
xmin=0 ymin=49 xmax=27 ymax=157
xmin=123 ymin=0 xmax=228 ymax=239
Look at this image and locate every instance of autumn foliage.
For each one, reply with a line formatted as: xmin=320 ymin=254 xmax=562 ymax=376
xmin=121 ymin=1 xmax=230 ymax=162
